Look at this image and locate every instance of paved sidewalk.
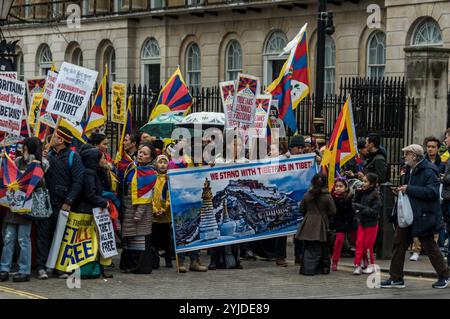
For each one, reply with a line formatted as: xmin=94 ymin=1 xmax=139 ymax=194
xmin=339 ymin=255 xmax=449 ymax=278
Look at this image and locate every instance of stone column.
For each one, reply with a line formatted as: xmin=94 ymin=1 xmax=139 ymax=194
xmin=404 ymin=46 xmax=450 ymax=144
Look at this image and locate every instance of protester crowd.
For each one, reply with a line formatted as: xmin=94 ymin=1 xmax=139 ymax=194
xmin=0 ymin=127 xmax=449 ymax=289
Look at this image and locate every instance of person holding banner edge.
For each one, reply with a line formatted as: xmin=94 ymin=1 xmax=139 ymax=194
xmin=37 ymin=127 xmax=84 ymax=280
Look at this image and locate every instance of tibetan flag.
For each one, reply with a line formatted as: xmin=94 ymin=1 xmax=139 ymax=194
xmin=114 ymin=97 xmax=134 ymax=180
xmin=2 ymin=153 xmax=18 ymax=187
xmin=321 ymin=95 xmax=358 ymax=191
xmin=60 ymin=118 xmax=88 ymax=144
xmin=17 ymin=162 xmax=45 ymax=199
xmin=84 ymin=67 xmax=108 ymax=134
xmin=20 ymin=108 xmax=31 ymax=139
xmin=131 ymin=166 xmax=157 ymax=205
xmin=149 ymin=67 xmax=192 ymax=121
xmin=267 ymin=23 xmax=310 ymax=132
xmin=0 ymin=156 xmax=7 ymax=207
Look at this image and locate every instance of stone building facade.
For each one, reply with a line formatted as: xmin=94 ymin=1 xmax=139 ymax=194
xmin=4 ymin=0 xmax=450 ymax=92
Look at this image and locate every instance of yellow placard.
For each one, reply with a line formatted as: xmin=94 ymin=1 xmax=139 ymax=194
xmin=28 ymin=93 xmax=43 ymax=129
xmin=55 ymin=212 xmax=99 ymax=272
xmin=112 ymin=82 xmax=126 ymax=124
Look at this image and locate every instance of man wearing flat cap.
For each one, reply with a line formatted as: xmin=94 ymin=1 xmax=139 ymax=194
xmin=381 ymin=144 xmax=450 ymax=289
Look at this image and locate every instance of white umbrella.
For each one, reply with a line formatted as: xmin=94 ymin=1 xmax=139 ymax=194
xmin=179 ymin=112 xmax=225 ymax=128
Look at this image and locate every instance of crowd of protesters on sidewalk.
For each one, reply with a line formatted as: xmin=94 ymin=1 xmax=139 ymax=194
xmin=0 ymin=126 xmax=449 ymax=289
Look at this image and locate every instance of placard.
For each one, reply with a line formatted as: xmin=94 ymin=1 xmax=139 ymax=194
xmin=46 ymin=62 xmax=98 ymax=122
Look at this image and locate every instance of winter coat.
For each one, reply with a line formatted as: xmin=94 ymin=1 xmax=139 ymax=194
xmin=426 ymin=153 xmax=445 ymax=175
xmin=363 ymin=148 xmax=388 ymax=183
xmin=353 ymin=187 xmax=382 ymax=228
xmin=331 ymin=193 xmax=357 ymax=233
xmin=3 ymin=155 xmax=49 ymax=225
xmin=404 ymin=159 xmax=442 ymax=237
xmin=440 ymin=152 xmax=450 ymax=202
xmin=72 ymin=148 xmax=108 ymax=214
xmin=121 ymin=163 xmax=153 ymax=238
xmin=46 ymin=147 xmax=84 ymax=210
xmin=296 ymin=189 xmax=336 ymax=242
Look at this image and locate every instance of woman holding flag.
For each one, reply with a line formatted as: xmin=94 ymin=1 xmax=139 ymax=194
xmin=120 ymin=143 xmax=157 ymax=274
xmin=0 ymin=137 xmax=48 ymax=282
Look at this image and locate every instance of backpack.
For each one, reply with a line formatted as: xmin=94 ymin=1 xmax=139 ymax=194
xmin=80 ymin=261 xmax=101 ymax=279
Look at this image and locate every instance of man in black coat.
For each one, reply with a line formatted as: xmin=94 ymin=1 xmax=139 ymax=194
xmin=381 ymin=144 xmax=450 ymax=289
xmin=36 ymin=127 xmax=85 ymax=279
xmin=362 ymin=133 xmax=388 ymax=183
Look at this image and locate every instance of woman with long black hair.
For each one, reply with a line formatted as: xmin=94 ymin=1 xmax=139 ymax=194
xmin=296 ymin=173 xmax=336 ymax=276
xmin=120 ymin=143 xmax=156 ymax=274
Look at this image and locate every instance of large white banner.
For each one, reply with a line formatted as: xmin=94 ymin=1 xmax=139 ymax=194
xmin=0 ymin=77 xmax=26 ymax=135
xmin=46 ymin=62 xmax=98 ymax=122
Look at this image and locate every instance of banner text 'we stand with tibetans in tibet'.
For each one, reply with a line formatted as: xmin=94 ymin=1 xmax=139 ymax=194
xmin=168 ymin=155 xmax=318 ymax=253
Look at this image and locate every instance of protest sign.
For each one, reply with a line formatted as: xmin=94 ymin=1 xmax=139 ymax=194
xmin=28 ymin=92 xmax=43 ymax=128
xmin=220 ymin=81 xmax=238 ymax=128
xmin=0 ymin=72 xmax=17 ymax=80
xmin=231 ymin=74 xmax=260 ymax=126
xmin=250 ymin=94 xmax=271 ymax=138
xmin=37 ymin=71 xmax=59 ymax=128
xmin=168 ymin=155 xmax=317 ymax=252
xmin=27 ymin=77 xmax=45 ymax=104
xmin=112 ymin=82 xmax=126 ymax=124
xmin=0 ymin=77 xmax=26 ymax=135
xmin=93 ymin=208 xmax=118 ymax=259
xmin=46 ymin=62 xmax=98 ymax=122
xmin=46 ymin=210 xmax=69 ymax=269
xmin=268 ymin=100 xmax=286 ymax=139
xmin=55 ymin=211 xmax=98 ymax=272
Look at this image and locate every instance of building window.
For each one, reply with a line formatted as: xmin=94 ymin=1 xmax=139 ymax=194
xmin=367 ymin=32 xmax=386 ymax=78
xmin=17 ymin=53 xmax=24 ymax=81
xmin=38 ymin=45 xmax=53 ymax=76
xmin=82 ymin=0 xmax=90 ymax=15
xmin=72 ymin=48 xmax=83 ymax=66
xmin=324 ymin=35 xmax=336 ymax=96
xmin=187 ymin=0 xmax=203 ymax=6
xmin=151 ymin=0 xmax=165 ymax=9
xmin=412 ymin=18 xmax=443 ymax=46
xmin=263 ymin=31 xmax=288 ymax=86
xmin=52 ymin=1 xmax=61 ymax=18
xmin=108 ymin=49 xmax=116 ymax=82
xmin=141 ymin=38 xmax=161 ymax=90
xmin=226 ymin=40 xmax=242 ymax=81
xmin=25 ymin=0 xmax=31 ymax=18
xmin=186 ymin=43 xmax=201 ymax=91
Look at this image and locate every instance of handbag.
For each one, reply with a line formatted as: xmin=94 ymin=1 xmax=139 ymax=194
xmin=27 ymin=186 xmax=53 ymax=220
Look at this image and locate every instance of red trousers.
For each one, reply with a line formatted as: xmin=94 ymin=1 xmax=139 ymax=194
xmin=332 ymin=231 xmax=357 ymax=263
xmin=354 ymin=225 xmax=378 ymax=266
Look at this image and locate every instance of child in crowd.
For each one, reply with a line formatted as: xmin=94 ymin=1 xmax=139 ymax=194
xmin=352 ymin=173 xmax=382 ymax=275
xmin=330 ymin=177 xmax=357 ymax=271
xmin=151 ymin=155 xmax=174 ymax=268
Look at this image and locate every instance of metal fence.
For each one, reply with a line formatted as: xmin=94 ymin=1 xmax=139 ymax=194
xmin=99 ymin=76 xmax=415 ymax=183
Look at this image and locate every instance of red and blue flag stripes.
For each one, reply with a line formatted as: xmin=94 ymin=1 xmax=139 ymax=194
xmin=17 ymin=162 xmax=44 ymax=199
xmin=131 ymin=166 xmax=157 ymax=205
